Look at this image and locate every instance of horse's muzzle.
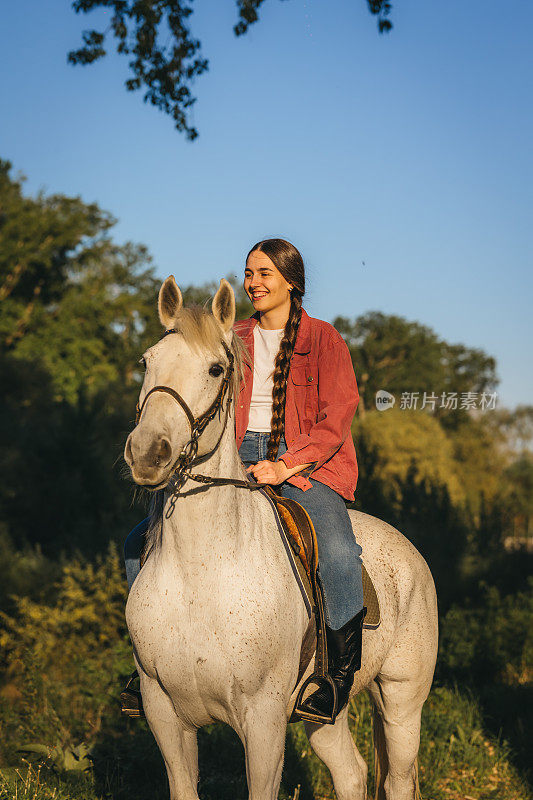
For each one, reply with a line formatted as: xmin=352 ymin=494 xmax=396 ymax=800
xmin=124 ymin=431 xmax=173 ymax=485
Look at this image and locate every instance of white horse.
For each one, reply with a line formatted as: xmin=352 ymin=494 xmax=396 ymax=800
xmin=124 ymin=276 xmax=438 ymax=800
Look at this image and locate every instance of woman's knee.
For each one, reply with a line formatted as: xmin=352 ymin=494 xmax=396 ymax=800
xmin=281 ymin=481 xmax=362 ymax=563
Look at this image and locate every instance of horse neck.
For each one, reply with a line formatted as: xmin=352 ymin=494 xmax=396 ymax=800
xmin=159 ymin=414 xmax=255 ymax=567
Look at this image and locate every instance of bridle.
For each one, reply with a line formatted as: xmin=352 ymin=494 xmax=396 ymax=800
xmin=134 ymin=329 xmax=266 ymax=494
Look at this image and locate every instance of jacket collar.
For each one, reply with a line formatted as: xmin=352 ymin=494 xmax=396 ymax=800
xmin=237 ymin=307 xmax=311 ymax=355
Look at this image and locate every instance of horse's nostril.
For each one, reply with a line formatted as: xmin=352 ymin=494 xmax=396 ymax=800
xmin=155 ymin=437 xmax=171 ymax=466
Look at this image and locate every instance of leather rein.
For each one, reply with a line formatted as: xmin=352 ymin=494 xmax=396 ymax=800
xmin=134 ymin=329 xmax=266 ymax=495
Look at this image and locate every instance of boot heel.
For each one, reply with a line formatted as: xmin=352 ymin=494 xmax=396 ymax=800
xmin=294 ymin=673 xmax=338 ymax=724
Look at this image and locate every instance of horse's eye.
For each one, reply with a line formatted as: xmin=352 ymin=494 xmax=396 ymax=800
xmin=139 ymin=357 xmax=146 ymax=368
xmin=209 ymin=364 xmax=224 ymax=378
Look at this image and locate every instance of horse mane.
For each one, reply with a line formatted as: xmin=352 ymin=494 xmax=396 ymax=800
xmin=143 ymin=304 xmax=249 ymax=555
xmin=170 ymin=305 xmax=248 ymax=391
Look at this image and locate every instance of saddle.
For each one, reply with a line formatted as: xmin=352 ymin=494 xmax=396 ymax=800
xmin=260 ymin=486 xmax=380 ymax=724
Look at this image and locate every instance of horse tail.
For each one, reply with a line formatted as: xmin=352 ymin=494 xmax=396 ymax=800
xmin=372 ymin=705 xmax=387 ymax=800
xmin=372 ymin=706 xmax=423 ymax=799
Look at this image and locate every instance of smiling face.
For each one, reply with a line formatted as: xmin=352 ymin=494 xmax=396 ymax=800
xmin=244 ymin=250 xmax=293 ymax=323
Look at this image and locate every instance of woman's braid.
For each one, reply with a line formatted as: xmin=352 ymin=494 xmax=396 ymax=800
xmin=266 ymin=293 xmax=303 ymax=461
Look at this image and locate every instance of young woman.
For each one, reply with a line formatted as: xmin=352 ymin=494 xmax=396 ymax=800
xmin=233 ymin=238 xmax=365 ymax=718
xmin=123 ymin=238 xmax=365 ymax=719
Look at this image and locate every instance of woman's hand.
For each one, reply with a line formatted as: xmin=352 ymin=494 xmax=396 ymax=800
xmin=246 ymin=459 xmax=312 ymax=485
xmin=246 ymin=459 xmax=290 ymax=485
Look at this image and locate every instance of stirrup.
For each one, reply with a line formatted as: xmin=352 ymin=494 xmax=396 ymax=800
xmin=120 ymin=670 xmax=144 ymax=718
xmin=294 ymin=672 xmax=338 ymax=725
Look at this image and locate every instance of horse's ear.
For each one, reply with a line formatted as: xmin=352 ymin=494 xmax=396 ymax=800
xmin=212 ymin=279 xmax=236 ymax=333
xmin=158 ymin=276 xmax=183 ymax=328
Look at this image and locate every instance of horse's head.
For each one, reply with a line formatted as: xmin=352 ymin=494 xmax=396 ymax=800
xmin=124 ymin=276 xmax=237 ymax=487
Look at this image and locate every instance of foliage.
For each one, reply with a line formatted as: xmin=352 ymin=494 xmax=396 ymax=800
xmin=489 ymin=405 xmax=533 ymax=454
xmin=439 ymin=579 xmax=533 ymax=686
xmin=0 ymin=160 xmax=113 ymax=312
xmin=181 ymin=274 xmax=252 ymax=322
xmin=351 ymin=420 xmax=529 ymax=611
xmin=68 ymin=1 xmax=393 ymax=138
xmin=0 ymin=159 xmax=159 ymax=403
xmin=0 ymin=761 xmax=97 ymax=800
xmin=0 ymin=544 xmax=131 ymax=761
xmin=0 ymin=526 xmax=59 ymax=615
xmin=353 ymin=407 xmax=465 ymax=507
xmin=446 ymin=414 xmax=511 ymax=515
xmin=336 ymin=311 xmax=498 ymax=424
xmin=416 ymin=685 xmax=530 ymax=800
xmin=500 ymin=453 xmax=533 ymax=540
xmin=0 ymin=162 xmax=251 ymax=556
xmin=0 ymin=543 xmax=530 ymax=798
xmin=0 ymin=349 xmax=143 ymax=554
xmin=17 ymin=743 xmax=92 ymax=774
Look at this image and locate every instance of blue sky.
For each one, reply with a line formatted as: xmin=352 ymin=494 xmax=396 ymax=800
xmin=1 ymin=0 xmax=531 ymax=408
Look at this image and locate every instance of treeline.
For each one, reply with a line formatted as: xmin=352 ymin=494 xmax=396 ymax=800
xmin=0 ymin=160 xmax=532 ymax=797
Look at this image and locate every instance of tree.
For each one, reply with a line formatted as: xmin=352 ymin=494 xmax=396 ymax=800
xmin=446 ymin=415 xmax=509 ymax=514
xmin=0 ymin=160 xmax=160 ymax=550
xmin=335 ymin=311 xmax=498 ymax=426
xmin=0 ymin=159 xmax=254 ymax=552
xmin=501 ymin=454 xmax=533 ymax=542
xmin=68 ymin=0 xmax=393 ymax=139
xmin=353 ymin=407 xmax=465 ymax=509
xmin=485 ymin=405 xmax=533 ymax=454
xmin=0 ymin=160 xmax=159 ymax=402
xmin=0 ymin=159 xmax=116 ymax=348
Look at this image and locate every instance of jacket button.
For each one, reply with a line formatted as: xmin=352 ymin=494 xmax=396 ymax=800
xmin=307 ymin=376 xmax=313 ymax=382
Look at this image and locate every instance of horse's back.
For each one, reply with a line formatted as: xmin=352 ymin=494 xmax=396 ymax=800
xmin=349 ymin=509 xmax=436 ymax=604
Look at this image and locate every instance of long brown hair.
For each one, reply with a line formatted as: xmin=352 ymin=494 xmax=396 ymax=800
xmin=246 ymin=238 xmax=306 ymax=461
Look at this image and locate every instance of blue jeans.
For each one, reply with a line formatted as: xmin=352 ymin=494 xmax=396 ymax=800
xmin=124 ymin=431 xmax=363 ymax=629
xmin=124 ymin=517 xmax=151 ymax=590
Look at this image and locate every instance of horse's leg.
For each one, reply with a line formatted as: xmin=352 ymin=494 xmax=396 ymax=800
xmin=367 ymin=675 xmax=426 ymax=800
xmin=304 ymin=705 xmax=368 ymax=800
xmin=140 ymin=675 xmax=199 ymax=800
xmin=241 ymin=697 xmax=287 ymax=800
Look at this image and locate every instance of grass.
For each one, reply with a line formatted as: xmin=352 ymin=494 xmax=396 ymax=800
xmin=0 ymin=686 xmax=530 ymax=800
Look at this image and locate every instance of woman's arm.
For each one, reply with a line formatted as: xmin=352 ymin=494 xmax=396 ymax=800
xmin=279 ymin=332 xmax=358 ymax=474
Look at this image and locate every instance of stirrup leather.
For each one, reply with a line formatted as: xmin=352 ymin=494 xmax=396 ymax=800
xmin=293 ymin=572 xmax=340 ymax=725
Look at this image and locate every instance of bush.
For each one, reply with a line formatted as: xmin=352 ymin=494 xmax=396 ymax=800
xmin=439 ymin=579 xmax=533 ymax=685
xmin=0 ymin=544 xmax=132 ymax=764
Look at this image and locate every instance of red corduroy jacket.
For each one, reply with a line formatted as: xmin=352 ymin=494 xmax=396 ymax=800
xmin=233 ymin=308 xmax=359 ymax=501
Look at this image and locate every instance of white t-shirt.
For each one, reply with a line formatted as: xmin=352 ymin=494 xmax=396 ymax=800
xmin=247 ymin=325 xmax=284 ymax=432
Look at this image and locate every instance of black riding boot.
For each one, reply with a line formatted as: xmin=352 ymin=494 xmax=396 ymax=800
xmin=300 ymin=607 xmax=366 ymax=719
